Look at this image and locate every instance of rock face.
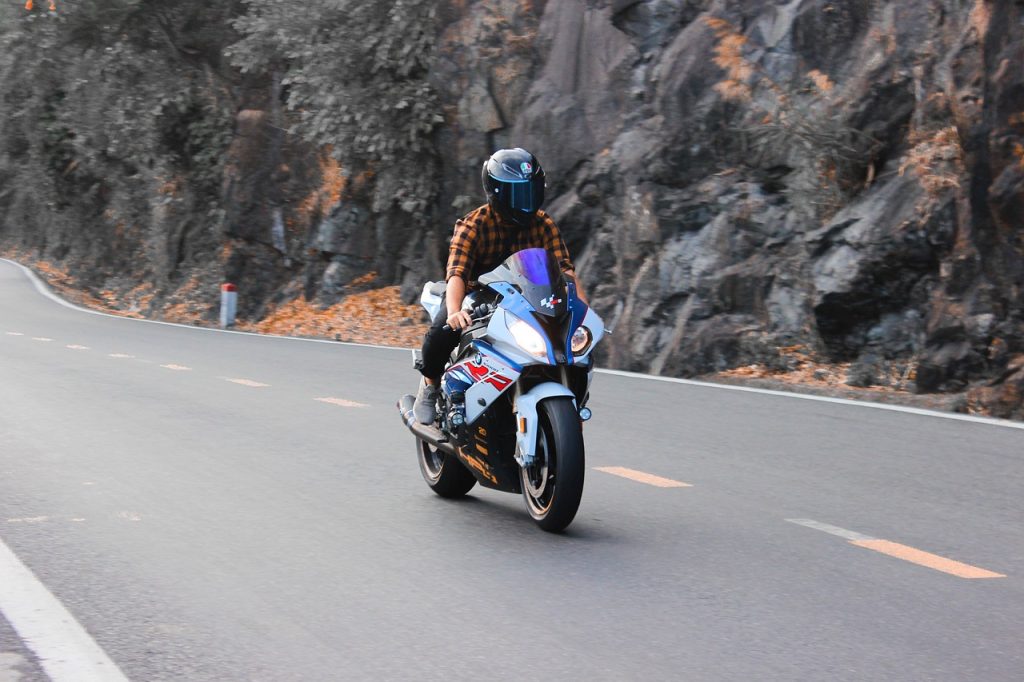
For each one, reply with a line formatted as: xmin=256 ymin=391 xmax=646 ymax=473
xmin=423 ymin=0 xmax=1023 ymax=413
xmin=1 ymin=0 xmax=1022 ymax=415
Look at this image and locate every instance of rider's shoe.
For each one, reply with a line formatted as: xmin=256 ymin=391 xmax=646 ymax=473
xmin=414 ymin=378 xmax=439 ymax=425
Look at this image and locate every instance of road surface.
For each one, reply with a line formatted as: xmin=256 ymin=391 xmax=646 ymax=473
xmin=1 ymin=258 xmax=1022 ymax=681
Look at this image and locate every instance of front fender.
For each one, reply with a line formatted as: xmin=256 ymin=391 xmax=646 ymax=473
xmin=514 ymin=382 xmax=576 ymax=468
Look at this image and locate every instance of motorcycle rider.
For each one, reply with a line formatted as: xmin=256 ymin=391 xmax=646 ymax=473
xmin=414 ymin=148 xmax=586 ymax=424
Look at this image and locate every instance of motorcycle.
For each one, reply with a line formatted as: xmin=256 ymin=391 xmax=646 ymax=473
xmin=397 ymin=248 xmax=605 ymax=532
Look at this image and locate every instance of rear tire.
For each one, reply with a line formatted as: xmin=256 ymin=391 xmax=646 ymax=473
xmin=520 ymin=397 xmax=585 ymax=532
xmin=418 ymin=439 xmax=476 ymax=498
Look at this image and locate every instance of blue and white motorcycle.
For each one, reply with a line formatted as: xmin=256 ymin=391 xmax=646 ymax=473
xmin=398 ymin=248 xmax=604 ymax=532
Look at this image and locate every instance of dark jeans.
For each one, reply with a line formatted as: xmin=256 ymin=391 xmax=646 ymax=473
xmin=418 ymin=306 xmax=460 ymax=381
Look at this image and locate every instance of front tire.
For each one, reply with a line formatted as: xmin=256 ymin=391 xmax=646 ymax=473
xmin=520 ymin=397 xmax=585 ymax=532
xmin=418 ymin=439 xmax=476 ymax=498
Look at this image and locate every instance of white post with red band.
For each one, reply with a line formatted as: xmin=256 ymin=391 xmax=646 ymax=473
xmin=220 ymin=283 xmax=237 ymax=329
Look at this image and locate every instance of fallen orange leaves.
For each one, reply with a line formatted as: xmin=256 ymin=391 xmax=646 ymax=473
xmin=3 ymin=248 xmax=425 ymax=347
xmin=242 ymin=286 xmax=427 ymax=347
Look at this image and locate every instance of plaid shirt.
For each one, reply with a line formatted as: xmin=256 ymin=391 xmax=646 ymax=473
xmin=446 ymin=205 xmax=574 ymax=284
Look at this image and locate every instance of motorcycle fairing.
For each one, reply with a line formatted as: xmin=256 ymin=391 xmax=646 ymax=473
xmin=563 ymin=283 xmax=589 ymax=365
xmin=420 ymin=281 xmax=446 ymax=321
xmin=446 ymin=343 xmax=522 ymax=424
xmin=455 ymin=406 xmax=522 ymax=494
xmin=569 ymin=301 xmax=606 ymax=364
xmin=485 ymin=264 xmax=603 ymax=367
xmin=484 ymin=281 xmax=558 ymax=365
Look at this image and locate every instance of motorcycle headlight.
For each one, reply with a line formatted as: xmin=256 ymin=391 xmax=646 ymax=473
xmin=570 ymin=325 xmax=593 ymax=355
xmin=505 ymin=313 xmax=548 ymax=358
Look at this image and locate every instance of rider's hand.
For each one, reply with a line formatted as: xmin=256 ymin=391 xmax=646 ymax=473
xmin=446 ymin=309 xmax=473 ymax=330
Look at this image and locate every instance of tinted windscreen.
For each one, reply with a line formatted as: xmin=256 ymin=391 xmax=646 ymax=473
xmin=505 ymin=248 xmax=557 ymax=286
xmin=503 ymin=249 xmax=567 ymax=318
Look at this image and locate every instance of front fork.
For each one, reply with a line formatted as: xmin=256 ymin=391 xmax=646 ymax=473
xmin=512 ymin=377 xmax=581 ymax=468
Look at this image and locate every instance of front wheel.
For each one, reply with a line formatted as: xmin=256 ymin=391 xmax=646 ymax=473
xmin=520 ymin=397 xmax=585 ymax=532
xmin=418 ymin=439 xmax=476 ymax=498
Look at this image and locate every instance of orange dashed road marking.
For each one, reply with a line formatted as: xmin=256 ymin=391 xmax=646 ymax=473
xmin=160 ymin=364 xmax=191 ymax=371
xmin=787 ymin=519 xmax=1006 ymax=579
xmin=594 ymin=466 xmax=692 ymax=488
xmin=225 ymin=378 xmax=269 ymax=388
xmin=316 ymin=397 xmax=370 ymax=408
xmin=850 ymin=539 xmax=1006 ymax=579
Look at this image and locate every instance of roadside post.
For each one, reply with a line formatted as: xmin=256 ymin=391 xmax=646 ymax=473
xmin=220 ymin=283 xmax=237 ymax=329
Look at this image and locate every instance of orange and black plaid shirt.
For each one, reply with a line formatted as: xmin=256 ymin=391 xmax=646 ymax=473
xmin=446 ymin=205 xmax=574 ymax=284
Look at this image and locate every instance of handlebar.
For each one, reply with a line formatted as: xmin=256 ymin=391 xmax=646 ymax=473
xmin=442 ymin=303 xmax=494 ymax=332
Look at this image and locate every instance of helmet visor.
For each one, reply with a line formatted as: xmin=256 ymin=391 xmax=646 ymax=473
xmin=497 ymin=176 xmax=545 ymax=215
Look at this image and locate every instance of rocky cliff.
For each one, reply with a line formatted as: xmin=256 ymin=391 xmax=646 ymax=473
xmin=2 ymin=0 xmax=1022 ymax=417
xmin=428 ymin=0 xmax=1024 ymax=418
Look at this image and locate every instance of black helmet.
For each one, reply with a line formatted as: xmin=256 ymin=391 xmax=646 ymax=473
xmin=481 ymin=148 xmax=546 ymax=228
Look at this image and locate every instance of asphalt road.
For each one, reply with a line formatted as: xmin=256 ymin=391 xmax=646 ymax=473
xmin=1 ymin=257 xmax=1023 ymax=681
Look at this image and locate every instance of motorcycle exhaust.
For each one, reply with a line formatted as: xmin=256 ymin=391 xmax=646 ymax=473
xmin=397 ymin=395 xmax=459 ymax=457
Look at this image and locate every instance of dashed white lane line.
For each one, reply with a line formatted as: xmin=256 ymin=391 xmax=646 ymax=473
xmin=786 ymin=519 xmax=873 ymax=541
xmin=0 ymin=537 xmax=131 ymax=682
xmin=66 ymin=344 xmax=90 ymax=350
xmin=32 ymin=337 xmax=53 ymax=342
xmin=160 ymin=364 xmax=191 ymax=371
xmin=787 ymin=519 xmax=1006 ymax=579
xmin=594 ymin=466 xmax=692 ymax=488
xmin=5 ymin=332 xmax=23 ymax=336
xmin=108 ymin=354 xmax=134 ymax=359
xmin=316 ymin=397 xmax=370 ymax=408
xmin=224 ymin=378 xmax=270 ymax=388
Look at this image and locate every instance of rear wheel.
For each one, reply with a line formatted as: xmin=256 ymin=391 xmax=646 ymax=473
xmin=520 ymin=398 xmax=585 ymax=532
xmin=418 ymin=439 xmax=476 ymax=498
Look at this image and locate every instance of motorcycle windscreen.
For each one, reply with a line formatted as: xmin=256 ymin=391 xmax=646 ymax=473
xmin=502 ymin=248 xmax=567 ymax=319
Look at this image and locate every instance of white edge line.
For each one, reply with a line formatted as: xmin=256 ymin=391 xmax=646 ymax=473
xmin=596 ymin=368 xmax=1024 ymax=431
xmin=5 ymin=257 xmax=1023 ymax=431
xmin=0 ymin=536 xmax=131 ymax=682
xmin=786 ymin=518 xmax=876 ymax=542
xmin=1 ymin=258 xmax=402 ymax=352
